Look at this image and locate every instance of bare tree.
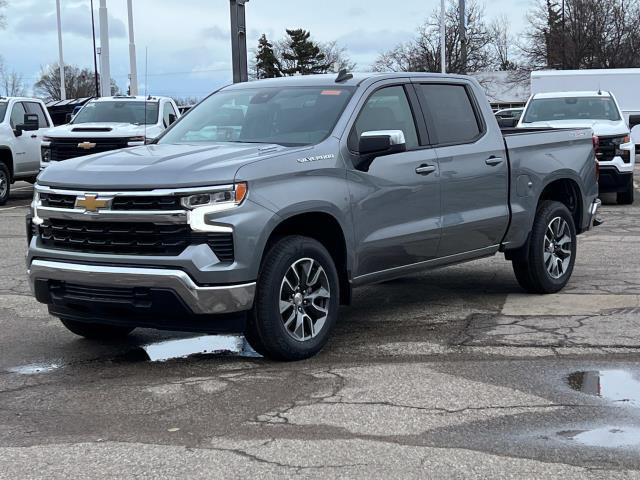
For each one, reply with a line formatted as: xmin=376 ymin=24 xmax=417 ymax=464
xmin=522 ymin=0 xmax=640 ymax=70
xmin=0 ymin=64 xmax=26 ymax=96
xmin=0 ymin=0 xmax=6 ymax=30
xmin=372 ymin=0 xmax=493 ymax=74
xmin=34 ymin=63 xmax=119 ymax=101
xmin=488 ymin=15 xmax=519 ymax=71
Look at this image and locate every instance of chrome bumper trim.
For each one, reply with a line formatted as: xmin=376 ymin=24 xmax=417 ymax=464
xmin=28 ymin=260 xmax=255 ymax=315
xmin=35 ymin=184 xmax=235 ymax=197
xmin=590 ymin=198 xmax=602 ymax=216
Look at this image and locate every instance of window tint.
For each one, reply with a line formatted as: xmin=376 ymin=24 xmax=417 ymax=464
xmin=25 ymin=102 xmax=50 ymax=128
xmin=416 ymin=84 xmax=481 ymax=144
xmin=163 ymin=102 xmax=177 ymax=127
xmin=350 ymin=86 xmax=419 ymax=151
xmin=9 ymin=102 xmax=26 ymax=129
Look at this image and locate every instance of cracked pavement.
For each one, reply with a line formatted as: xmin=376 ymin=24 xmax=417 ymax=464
xmin=2 ymin=180 xmax=640 ymax=479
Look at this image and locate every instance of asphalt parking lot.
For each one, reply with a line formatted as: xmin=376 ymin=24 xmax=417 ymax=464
xmin=1 ymin=176 xmax=640 ymax=479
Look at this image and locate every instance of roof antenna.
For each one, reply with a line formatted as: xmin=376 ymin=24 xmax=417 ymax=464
xmin=335 ymin=68 xmax=353 ymax=83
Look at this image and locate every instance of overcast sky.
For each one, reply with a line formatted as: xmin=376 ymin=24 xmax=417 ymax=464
xmin=0 ymin=0 xmax=532 ymax=98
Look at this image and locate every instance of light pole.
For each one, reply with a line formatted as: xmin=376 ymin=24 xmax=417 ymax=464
xmin=230 ymin=0 xmax=249 ymax=83
xmin=90 ymin=0 xmax=100 ymax=97
xmin=127 ymin=0 xmax=138 ymax=95
xmin=459 ymin=0 xmax=467 ymax=74
xmin=440 ymin=0 xmax=446 ymax=73
xmin=56 ymin=0 xmax=66 ymax=100
xmin=98 ymin=0 xmax=111 ymax=97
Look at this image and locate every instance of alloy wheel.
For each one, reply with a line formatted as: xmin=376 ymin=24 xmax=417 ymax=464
xmin=279 ymin=258 xmax=331 ymax=342
xmin=543 ymin=216 xmax=572 ymax=279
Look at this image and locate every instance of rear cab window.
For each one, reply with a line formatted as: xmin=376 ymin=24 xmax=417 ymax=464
xmin=415 ymin=83 xmax=483 ymax=145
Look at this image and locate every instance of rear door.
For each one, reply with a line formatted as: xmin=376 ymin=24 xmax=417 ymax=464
xmin=413 ymin=81 xmax=509 ymax=257
xmin=344 ymin=81 xmax=441 ymax=280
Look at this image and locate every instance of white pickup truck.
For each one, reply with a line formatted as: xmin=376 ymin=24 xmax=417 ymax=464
xmin=518 ymin=91 xmax=636 ymax=204
xmin=41 ymin=95 xmax=180 ymax=169
xmin=0 ymin=96 xmax=53 ymax=205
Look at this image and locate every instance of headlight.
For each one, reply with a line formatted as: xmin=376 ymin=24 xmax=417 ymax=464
xmin=127 ymin=136 xmax=147 ymax=146
xmin=41 ymin=146 xmax=51 ymax=163
xmin=181 ymin=183 xmax=248 ymax=211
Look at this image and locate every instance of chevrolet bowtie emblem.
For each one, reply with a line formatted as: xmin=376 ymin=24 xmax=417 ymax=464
xmin=78 ymin=141 xmax=97 ymax=150
xmin=76 ymin=194 xmax=110 ymax=212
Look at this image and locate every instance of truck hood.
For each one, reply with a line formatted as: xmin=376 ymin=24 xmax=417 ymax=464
xmin=520 ymin=119 xmax=629 ymax=137
xmin=38 ymin=143 xmax=303 ymax=190
xmin=46 ymin=122 xmax=163 ymax=139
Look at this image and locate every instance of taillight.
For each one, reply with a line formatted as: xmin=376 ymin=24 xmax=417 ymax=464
xmin=592 ymin=135 xmax=600 ymax=181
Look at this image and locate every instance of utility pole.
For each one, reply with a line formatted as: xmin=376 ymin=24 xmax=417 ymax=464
xmin=230 ymin=0 xmax=249 ymax=83
xmin=90 ymin=0 xmax=100 ymax=97
xmin=440 ymin=0 xmax=446 ymax=73
xmin=98 ymin=0 xmax=111 ymax=97
xmin=459 ymin=0 xmax=467 ymax=74
xmin=55 ymin=0 xmax=66 ymax=100
xmin=127 ymin=0 xmax=138 ymax=95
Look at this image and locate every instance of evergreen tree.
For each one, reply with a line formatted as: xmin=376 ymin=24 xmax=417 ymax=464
xmin=255 ymin=34 xmax=282 ymax=79
xmin=281 ymin=29 xmax=331 ymax=75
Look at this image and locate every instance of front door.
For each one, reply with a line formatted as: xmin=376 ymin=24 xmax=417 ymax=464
xmin=345 ymin=84 xmax=441 ymax=280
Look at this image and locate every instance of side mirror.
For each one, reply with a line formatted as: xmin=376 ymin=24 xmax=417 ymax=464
xmin=168 ymin=113 xmax=177 ymax=125
xmin=14 ymin=113 xmax=39 ymax=136
xmin=355 ymin=130 xmax=406 ymax=171
xmin=629 ymin=114 xmax=640 ymax=130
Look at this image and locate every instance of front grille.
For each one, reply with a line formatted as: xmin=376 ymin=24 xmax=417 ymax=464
xmin=112 ymin=196 xmax=181 ymax=210
xmin=49 ymin=137 xmax=130 ymax=162
xmin=38 ymin=219 xmax=234 ymax=261
xmin=40 ymin=193 xmax=76 ymax=209
xmin=597 ymin=135 xmax=628 ymax=163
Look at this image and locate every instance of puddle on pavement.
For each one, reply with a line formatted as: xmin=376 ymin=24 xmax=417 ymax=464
xmin=124 ymin=335 xmax=262 ymax=362
xmin=557 ymin=427 xmax=640 ymax=448
xmin=7 ymin=363 xmax=61 ymax=375
xmin=567 ymin=370 xmax=640 ymax=407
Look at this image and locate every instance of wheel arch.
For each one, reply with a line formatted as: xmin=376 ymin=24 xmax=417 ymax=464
xmin=0 ymin=147 xmax=14 ymax=181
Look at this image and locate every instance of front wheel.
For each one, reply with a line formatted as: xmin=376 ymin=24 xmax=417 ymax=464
xmin=60 ymin=318 xmax=135 ymax=340
xmin=0 ymin=163 xmax=10 ymax=206
xmin=617 ymin=176 xmax=635 ymax=205
xmin=245 ymin=236 xmax=339 ymax=361
xmin=512 ymin=200 xmax=577 ymax=294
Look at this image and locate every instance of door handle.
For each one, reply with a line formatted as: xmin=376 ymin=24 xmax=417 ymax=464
xmin=30 ymin=135 xmax=38 ymax=139
xmin=415 ymin=164 xmax=436 ymax=175
xmin=485 ymin=156 xmax=504 ymax=166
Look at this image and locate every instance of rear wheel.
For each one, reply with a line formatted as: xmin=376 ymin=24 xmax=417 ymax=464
xmin=245 ymin=236 xmax=339 ymax=361
xmin=60 ymin=318 xmax=135 ymax=340
xmin=617 ymin=176 xmax=635 ymax=205
xmin=0 ymin=163 xmax=10 ymax=206
xmin=512 ymin=200 xmax=577 ymax=294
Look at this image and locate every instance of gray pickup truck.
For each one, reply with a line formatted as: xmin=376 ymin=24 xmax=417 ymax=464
xmin=27 ymin=72 xmax=601 ymax=360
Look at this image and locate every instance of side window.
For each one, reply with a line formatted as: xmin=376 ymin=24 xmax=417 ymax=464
xmin=349 ymin=86 xmax=419 ymax=151
xmin=25 ymin=102 xmax=50 ymax=128
xmin=10 ymin=102 xmax=26 ymax=129
xmin=416 ymin=84 xmax=481 ymax=145
xmin=163 ymin=102 xmax=178 ymax=127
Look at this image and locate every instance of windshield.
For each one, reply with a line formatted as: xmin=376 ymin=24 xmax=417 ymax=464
xmin=72 ymin=101 xmax=159 ymax=125
xmin=0 ymin=103 xmax=7 ymax=123
xmin=159 ymin=86 xmax=355 ymax=147
xmin=522 ymin=96 xmax=621 ymax=123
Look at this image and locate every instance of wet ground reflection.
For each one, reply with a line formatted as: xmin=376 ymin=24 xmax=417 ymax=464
xmin=127 ymin=335 xmax=262 ymax=362
xmin=6 ymin=363 xmax=61 ymax=375
xmin=567 ymin=370 xmax=640 ymax=407
xmin=557 ymin=427 xmax=640 ymax=448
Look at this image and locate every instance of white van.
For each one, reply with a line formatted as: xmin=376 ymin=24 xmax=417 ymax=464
xmin=518 ymin=91 xmax=635 ymax=204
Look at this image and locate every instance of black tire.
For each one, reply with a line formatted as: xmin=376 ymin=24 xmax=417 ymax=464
xmin=0 ymin=163 xmax=10 ymax=206
xmin=246 ymin=236 xmax=340 ymax=361
xmin=512 ymin=200 xmax=577 ymax=294
xmin=60 ymin=317 xmax=135 ymax=340
xmin=617 ymin=176 xmax=635 ymax=205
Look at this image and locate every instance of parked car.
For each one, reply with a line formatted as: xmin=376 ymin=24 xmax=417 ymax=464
xmin=495 ymin=107 xmax=524 ymax=128
xmin=40 ymin=95 xmax=180 ymax=169
xmin=0 ymin=96 xmax=53 ymax=205
xmin=28 ymin=72 xmax=600 ymax=360
xmin=518 ymin=91 xmax=635 ymax=204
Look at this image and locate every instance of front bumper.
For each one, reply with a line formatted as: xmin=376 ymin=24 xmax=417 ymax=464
xmin=598 ymin=166 xmax=633 ymax=193
xmin=28 ymin=259 xmax=255 ymax=315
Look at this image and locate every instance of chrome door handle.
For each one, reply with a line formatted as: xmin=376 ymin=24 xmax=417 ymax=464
xmin=415 ymin=164 xmax=436 ymax=175
xmin=30 ymin=135 xmax=38 ymax=139
xmin=485 ymin=157 xmax=504 ymax=166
